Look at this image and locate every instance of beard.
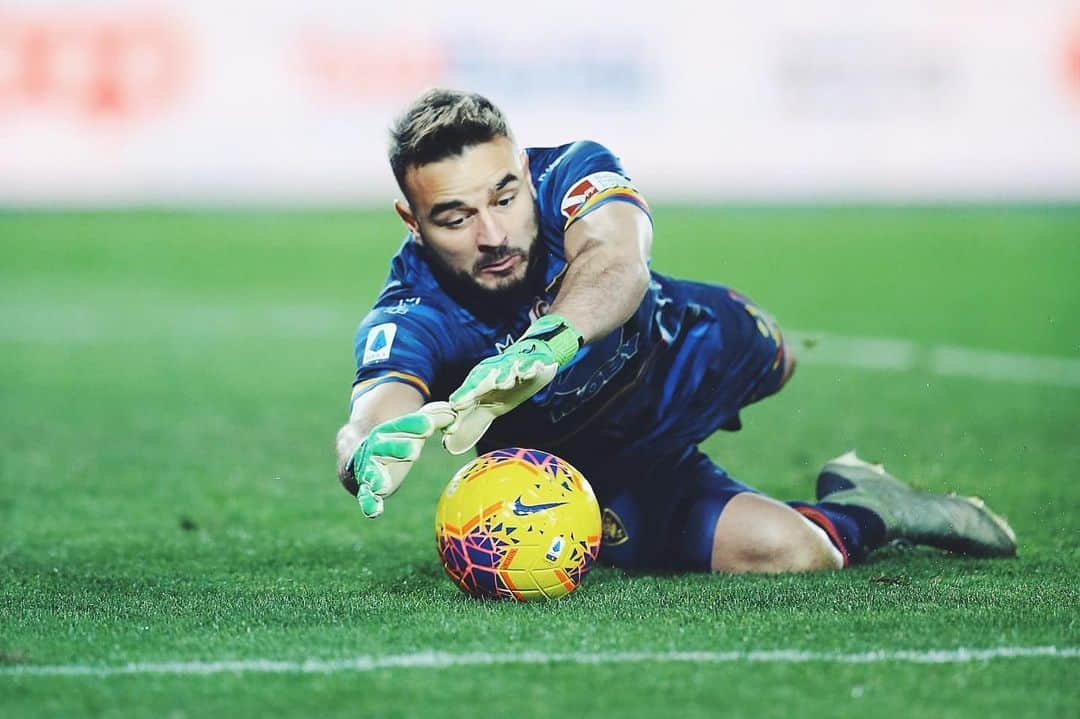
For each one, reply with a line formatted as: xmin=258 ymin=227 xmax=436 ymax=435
xmin=418 ymin=209 xmax=545 ymax=319
xmin=421 ymin=236 xmax=544 ymax=318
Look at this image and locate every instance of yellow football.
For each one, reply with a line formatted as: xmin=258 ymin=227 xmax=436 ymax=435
xmin=435 ymin=448 xmax=601 ymax=601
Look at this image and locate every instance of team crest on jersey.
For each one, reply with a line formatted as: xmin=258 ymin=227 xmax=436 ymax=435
xmin=560 ymin=171 xmax=638 ymax=219
xmin=362 ymin=323 xmax=397 ymax=365
xmin=601 ymin=508 xmax=629 ymax=546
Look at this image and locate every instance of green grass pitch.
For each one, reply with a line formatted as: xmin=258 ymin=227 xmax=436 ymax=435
xmin=1 ymin=207 xmax=1078 ymax=718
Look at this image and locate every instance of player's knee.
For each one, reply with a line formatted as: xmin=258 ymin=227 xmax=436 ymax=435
xmin=710 ymin=494 xmax=841 ymax=573
xmin=782 ymin=524 xmax=844 ymax=572
xmin=717 ymin=530 xmax=837 ymax=574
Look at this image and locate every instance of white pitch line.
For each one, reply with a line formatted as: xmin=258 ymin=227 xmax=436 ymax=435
xmin=789 ymin=333 xmax=919 ymax=371
xmin=2 ymin=646 xmax=1077 ymax=678
xmin=790 ymin=331 xmax=1080 ymax=388
xmin=930 ymin=345 xmax=1080 ymax=387
xmin=1 ymin=305 xmax=1077 ymax=388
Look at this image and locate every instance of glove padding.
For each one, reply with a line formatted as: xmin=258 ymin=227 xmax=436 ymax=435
xmin=443 ymin=315 xmax=581 ymax=455
xmin=351 ymin=401 xmax=455 ymax=518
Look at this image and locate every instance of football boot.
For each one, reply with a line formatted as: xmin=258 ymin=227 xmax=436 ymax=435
xmin=817 ymin=451 xmax=1017 ymax=557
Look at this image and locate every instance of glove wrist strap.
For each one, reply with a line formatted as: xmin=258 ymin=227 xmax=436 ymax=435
xmin=522 ymin=314 xmax=583 ymax=368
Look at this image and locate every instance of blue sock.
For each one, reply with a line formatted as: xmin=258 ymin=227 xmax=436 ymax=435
xmin=789 ymin=501 xmax=887 ymax=565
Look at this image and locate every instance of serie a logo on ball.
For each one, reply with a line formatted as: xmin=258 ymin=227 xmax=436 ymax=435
xmin=434 ymin=448 xmax=601 ymax=601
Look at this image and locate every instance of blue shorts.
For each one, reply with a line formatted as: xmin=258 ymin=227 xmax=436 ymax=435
xmin=560 ymin=283 xmax=789 ymax=571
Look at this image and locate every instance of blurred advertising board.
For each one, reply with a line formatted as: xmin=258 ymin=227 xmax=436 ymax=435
xmin=2 ymin=0 xmax=1079 ymax=204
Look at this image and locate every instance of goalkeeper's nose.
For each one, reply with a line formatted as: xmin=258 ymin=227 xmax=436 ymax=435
xmin=474 ymin=208 xmax=508 ymax=249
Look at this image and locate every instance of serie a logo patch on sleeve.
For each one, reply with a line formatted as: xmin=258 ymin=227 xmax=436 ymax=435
xmin=362 ymin=322 xmax=397 ymax=365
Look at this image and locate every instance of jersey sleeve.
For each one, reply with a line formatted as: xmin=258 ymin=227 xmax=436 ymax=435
xmin=534 ymin=140 xmax=651 ymax=236
xmin=349 ymin=298 xmax=452 ymax=412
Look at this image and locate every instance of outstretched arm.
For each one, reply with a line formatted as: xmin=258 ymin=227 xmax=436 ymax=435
xmin=549 ymin=201 xmax=653 ymax=344
xmin=336 ymin=382 xmax=424 ymax=492
xmin=336 ymin=381 xmax=454 ymax=517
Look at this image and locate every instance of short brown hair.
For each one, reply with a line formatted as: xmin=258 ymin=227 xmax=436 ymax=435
xmin=388 ymin=88 xmax=512 ymax=198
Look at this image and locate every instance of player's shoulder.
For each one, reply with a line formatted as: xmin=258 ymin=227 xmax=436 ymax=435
xmin=528 ymin=140 xmax=628 ymax=190
xmin=359 ymin=240 xmax=454 ymax=329
xmin=528 ymin=140 xmax=646 ymax=233
xmin=359 ymin=238 xmax=502 ymax=348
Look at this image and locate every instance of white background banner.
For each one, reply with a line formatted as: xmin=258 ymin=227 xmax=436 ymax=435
xmin=2 ymin=0 xmax=1079 ymax=204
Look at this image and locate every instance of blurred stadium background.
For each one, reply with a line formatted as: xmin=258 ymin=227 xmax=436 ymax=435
xmin=3 ymin=0 xmax=1079 ymax=205
xmin=3 ymin=2 xmax=1079 ymax=717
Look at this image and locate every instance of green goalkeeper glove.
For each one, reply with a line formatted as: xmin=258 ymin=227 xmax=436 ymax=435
xmin=349 ymin=402 xmax=456 ymax=518
xmin=442 ymin=314 xmax=582 ymax=455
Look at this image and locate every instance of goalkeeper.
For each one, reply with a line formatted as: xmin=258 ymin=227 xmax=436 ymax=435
xmin=334 ymin=89 xmax=1016 ymax=572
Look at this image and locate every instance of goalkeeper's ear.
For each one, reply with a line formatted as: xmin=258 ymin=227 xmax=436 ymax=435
xmin=394 ymin=199 xmax=420 ymax=237
xmin=520 ymin=149 xmax=537 ymax=199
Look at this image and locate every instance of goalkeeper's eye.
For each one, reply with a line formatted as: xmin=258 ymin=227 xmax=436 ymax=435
xmin=496 ymin=193 xmax=515 ymax=208
xmin=437 ymin=214 xmax=469 ymax=229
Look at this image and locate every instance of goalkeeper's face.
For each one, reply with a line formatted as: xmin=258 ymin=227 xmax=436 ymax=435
xmin=396 ymin=137 xmax=540 ymax=299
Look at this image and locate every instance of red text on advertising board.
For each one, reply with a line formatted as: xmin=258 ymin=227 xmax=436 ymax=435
xmin=0 ymin=11 xmax=187 ymax=121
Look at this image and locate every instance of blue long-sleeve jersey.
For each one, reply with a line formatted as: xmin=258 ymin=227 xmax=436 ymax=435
xmin=351 ymin=140 xmax=781 ymax=465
